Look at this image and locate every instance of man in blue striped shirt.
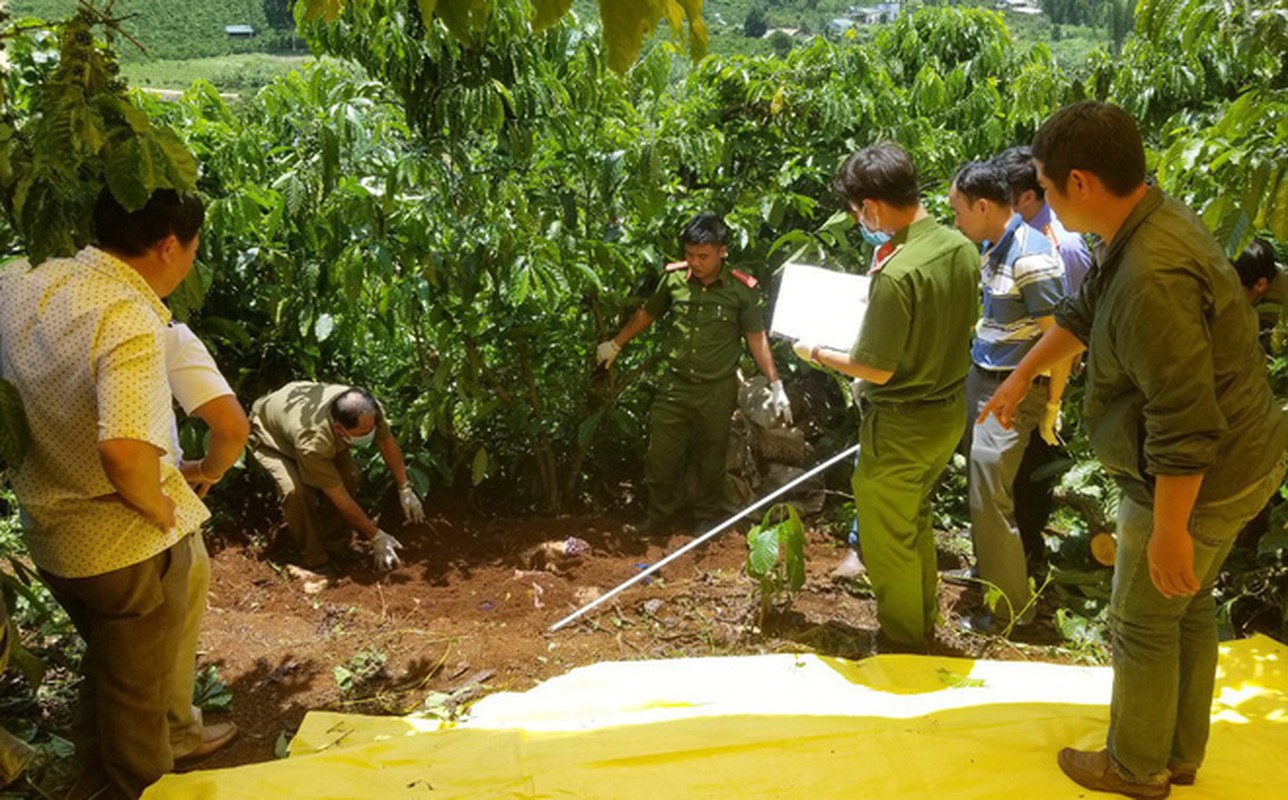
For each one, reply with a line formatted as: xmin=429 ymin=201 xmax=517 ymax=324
xmin=993 ymin=146 xmax=1097 ymax=568
xmin=949 ymin=160 xmax=1071 ymax=633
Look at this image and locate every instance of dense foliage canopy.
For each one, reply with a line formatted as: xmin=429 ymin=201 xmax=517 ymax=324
xmin=0 ymin=0 xmax=1283 ymax=511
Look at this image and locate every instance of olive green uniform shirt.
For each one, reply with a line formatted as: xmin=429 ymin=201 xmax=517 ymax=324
xmin=1055 ymin=188 xmax=1286 ymax=506
xmin=644 ymin=264 xmax=764 ymax=384
xmin=850 ymin=217 xmax=980 ymax=403
xmin=249 ymin=381 xmax=392 ymax=490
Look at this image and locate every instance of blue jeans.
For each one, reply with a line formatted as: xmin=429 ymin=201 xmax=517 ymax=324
xmin=1106 ymin=462 xmax=1285 ymax=784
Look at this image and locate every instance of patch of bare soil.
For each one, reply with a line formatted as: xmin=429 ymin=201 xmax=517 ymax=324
xmin=188 ymin=493 xmax=1071 ymax=772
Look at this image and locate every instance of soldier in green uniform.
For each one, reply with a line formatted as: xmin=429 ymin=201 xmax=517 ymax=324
xmin=597 ymin=212 xmax=792 ymax=534
xmin=249 ymin=381 xmax=425 ymax=573
xmin=794 ymin=143 xmax=979 ymax=652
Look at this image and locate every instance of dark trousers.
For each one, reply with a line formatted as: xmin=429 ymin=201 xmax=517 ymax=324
xmin=1015 ymin=434 xmax=1059 ymax=563
xmin=41 ymin=535 xmax=194 ymax=799
xmin=644 ymin=376 xmax=738 ymax=522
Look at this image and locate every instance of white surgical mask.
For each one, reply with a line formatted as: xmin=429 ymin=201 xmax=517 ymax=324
xmin=344 ymin=428 xmax=377 ymax=448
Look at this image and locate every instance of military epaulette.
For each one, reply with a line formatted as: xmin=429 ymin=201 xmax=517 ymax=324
xmin=664 ymin=261 xmax=688 ymax=272
xmin=730 ymin=269 xmax=758 ymax=289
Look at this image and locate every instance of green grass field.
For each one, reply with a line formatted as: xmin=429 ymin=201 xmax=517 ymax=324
xmin=7 ymin=0 xmax=290 ymax=61
xmin=120 ymin=52 xmax=322 ymax=92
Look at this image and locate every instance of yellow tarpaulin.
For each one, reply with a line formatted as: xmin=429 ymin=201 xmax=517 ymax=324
xmin=145 ymin=635 xmax=1288 ymax=799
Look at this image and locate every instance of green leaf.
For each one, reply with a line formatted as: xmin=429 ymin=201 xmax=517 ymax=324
xmin=199 ymin=316 xmax=253 ymax=350
xmin=1258 ymin=523 xmax=1288 ymax=556
xmin=406 ymin=464 xmax=431 ymax=497
xmin=332 ymin=664 xmax=353 ymax=691
xmin=95 ymin=94 xmax=152 ymax=135
xmin=0 ymin=378 xmax=32 ymax=468
xmin=296 ymin=0 xmax=346 ymax=24
xmin=746 ymin=524 xmax=780 ymax=579
xmin=983 ymin=583 xmax=1005 ymax=614
xmin=153 ymin=129 xmax=199 ymax=193
xmin=532 ymin=0 xmax=573 ymax=32
xmin=471 ymin=446 xmax=489 ymax=485
xmin=599 ymin=0 xmax=661 ymax=75
xmin=671 ymin=0 xmax=708 ymax=62
xmin=781 ymin=519 xmax=806 ymax=592
xmin=437 ymin=0 xmax=492 ymax=46
xmin=1270 ymin=175 xmax=1288 ymax=242
xmin=320 ymin=126 xmax=340 ymax=195
xmin=104 ymin=133 xmax=193 ymax=212
xmin=577 ymin=409 xmax=604 ymax=448
xmin=273 ymin=730 xmax=291 ymax=760
xmin=418 ymin=0 xmax=440 ymax=28
xmin=192 ymin=664 xmax=234 ymax=711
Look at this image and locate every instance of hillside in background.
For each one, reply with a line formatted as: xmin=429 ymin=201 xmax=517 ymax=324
xmin=7 ymin=0 xmax=294 ymax=60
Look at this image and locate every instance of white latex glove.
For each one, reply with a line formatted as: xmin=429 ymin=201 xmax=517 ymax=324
xmin=595 ymin=340 xmax=621 ymax=368
xmin=769 ymin=379 xmax=793 ymax=426
xmin=850 ymin=378 xmax=865 ymax=406
xmin=372 ymin=530 xmax=404 ymax=571
xmin=1039 ymin=402 xmax=1062 ymax=446
xmin=792 ymin=340 xmax=819 ymax=364
xmin=398 ymin=484 xmax=425 ymax=524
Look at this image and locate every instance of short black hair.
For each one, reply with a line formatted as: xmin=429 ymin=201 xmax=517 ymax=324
xmin=330 ymin=387 xmax=382 ymax=429
xmin=993 ymin=145 xmax=1043 ymax=203
xmin=1233 ymin=238 xmax=1278 ymax=289
xmin=833 ymin=142 xmax=920 ymax=209
xmin=952 ymin=161 xmax=1011 ymax=206
xmin=681 ymin=212 xmax=728 ymax=246
xmin=92 ymin=188 xmax=205 ymax=257
xmin=1032 ymin=101 xmax=1146 ymax=197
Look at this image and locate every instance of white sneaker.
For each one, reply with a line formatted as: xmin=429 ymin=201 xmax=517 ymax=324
xmin=830 ymin=549 xmax=866 ymax=579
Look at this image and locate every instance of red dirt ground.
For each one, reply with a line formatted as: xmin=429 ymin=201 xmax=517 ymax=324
xmin=186 ymin=493 xmax=1068 ymax=773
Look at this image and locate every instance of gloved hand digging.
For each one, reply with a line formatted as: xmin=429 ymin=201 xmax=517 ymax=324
xmin=372 ymin=530 xmax=404 ymax=571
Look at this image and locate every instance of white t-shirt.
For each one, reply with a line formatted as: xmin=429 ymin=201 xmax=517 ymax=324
xmin=165 ymin=322 xmax=234 ymax=463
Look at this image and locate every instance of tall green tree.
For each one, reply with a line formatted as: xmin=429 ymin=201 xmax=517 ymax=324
xmin=294 ymin=0 xmax=708 ymax=73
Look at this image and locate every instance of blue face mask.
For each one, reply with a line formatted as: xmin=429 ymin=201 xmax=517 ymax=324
xmin=859 ymin=221 xmax=892 ymax=247
xmin=855 ymin=204 xmax=892 ymax=247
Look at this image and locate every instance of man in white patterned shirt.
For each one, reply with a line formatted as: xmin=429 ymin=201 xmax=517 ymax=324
xmin=162 ymin=321 xmax=249 ymax=763
xmin=0 ymin=188 xmax=207 ymax=798
xmin=949 ymin=160 xmax=1071 ymax=633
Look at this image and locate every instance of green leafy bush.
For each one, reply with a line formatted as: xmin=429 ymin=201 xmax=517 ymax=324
xmin=746 ymin=503 xmax=806 ymax=624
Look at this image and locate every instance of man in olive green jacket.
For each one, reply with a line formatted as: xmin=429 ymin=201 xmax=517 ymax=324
xmin=795 ymin=142 xmax=978 ymax=653
xmin=981 ymin=101 xmax=1286 ymax=799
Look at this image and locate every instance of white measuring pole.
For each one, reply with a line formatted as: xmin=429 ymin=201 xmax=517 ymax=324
xmin=549 ymin=442 xmax=860 ymax=632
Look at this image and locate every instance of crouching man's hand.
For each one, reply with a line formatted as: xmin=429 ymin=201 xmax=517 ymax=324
xmin=372 ymin=530 xmax=404 ymax=571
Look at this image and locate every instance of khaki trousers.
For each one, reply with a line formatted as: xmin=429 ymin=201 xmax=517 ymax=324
xmin=251 ymin=444 xmax=359 ymax=567
xmin=167 ymin=533 xmax=209 ymax=758
xmin=41 ymin=534 xmax=195 ymax=799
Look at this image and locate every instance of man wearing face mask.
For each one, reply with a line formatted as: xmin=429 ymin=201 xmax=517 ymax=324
xmin=248 ymin=382 xmax=423 ymax=573
xmin=793 ymin=143 xmax=978 ymax=653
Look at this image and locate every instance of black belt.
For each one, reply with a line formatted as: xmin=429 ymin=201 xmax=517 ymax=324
xmin=973 ymin=365 xmax=1049 ymax=385
xmin=863 ymin=391 xmax=964 ymax=410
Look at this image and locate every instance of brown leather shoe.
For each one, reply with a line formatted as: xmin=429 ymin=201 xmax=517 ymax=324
xmin=1057 ymin=748 xmax=1170 ymax=798
xmin=1168 ymin=764 xmax=1197 ymax=786
xmin=175 ymin=721 xmax=239 ymax=764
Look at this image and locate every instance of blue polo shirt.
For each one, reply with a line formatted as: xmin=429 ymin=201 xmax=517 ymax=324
xmin=972 ymin=214 xmax=1065 ymax=371
xmin=1030 ymin=203 xmax=1094 ymax=295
